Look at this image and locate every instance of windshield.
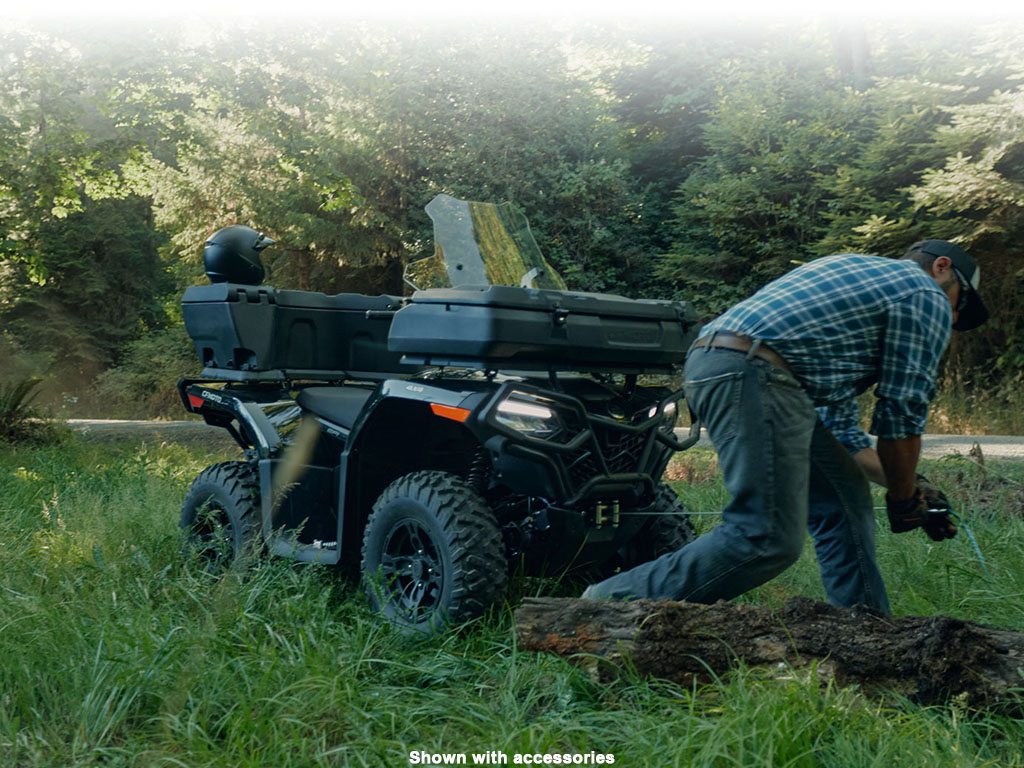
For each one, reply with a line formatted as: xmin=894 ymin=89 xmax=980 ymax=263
xmin=405 ymin=194 xmax=567 ymax=291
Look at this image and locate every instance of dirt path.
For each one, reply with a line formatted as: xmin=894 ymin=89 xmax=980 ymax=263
xmin=67 ymin=419 xmax=237 ymax=450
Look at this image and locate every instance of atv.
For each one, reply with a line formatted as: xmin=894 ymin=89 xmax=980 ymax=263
xmin=178 ymin=194 xmax=702 ymax=634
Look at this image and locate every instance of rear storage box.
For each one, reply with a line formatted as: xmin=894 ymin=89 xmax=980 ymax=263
xmin=182 ymin=284 xmax=415 ymax=379
xmin=388 ymin=285 xmax=700 ymax=372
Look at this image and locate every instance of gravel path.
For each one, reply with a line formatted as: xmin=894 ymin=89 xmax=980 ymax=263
xmin=67 ymin=419 xmax=1024 ymax=460
xmin=684 ymin=429 xmax=1024 ymax=460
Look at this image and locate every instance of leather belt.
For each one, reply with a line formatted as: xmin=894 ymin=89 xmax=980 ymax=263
xmin=690 ymin=332 xmax=793 ymax=375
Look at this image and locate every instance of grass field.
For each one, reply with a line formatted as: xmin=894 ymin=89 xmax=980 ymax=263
xmin=2 ymin=437 xmax=1024 ymax=767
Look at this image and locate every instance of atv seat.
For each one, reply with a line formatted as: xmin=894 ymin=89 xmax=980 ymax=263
xmin=296 ymin=386 xmax=375 ymax=430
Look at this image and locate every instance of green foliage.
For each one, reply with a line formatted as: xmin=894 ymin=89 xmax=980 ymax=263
xmin=0 ymin=376 xmax=61 ymax=444
xmin=321 ymin=26 xmax=653 ymax=294
xmin=105 ymin=25 xmax=653 ymax=296
xmin=3 ymin=440 xmax=1024 ymax=765
xmin=660 ymin=36 xmax=868 ymax=314
xmin=0 ymin=29 xmax=134 ymax=281
xmin=814 ymin=76 xmax=965 ymax=257
xmin=93 ymin=325 xmax=199 ymax=418
xmin=0 ymin=28 xmax=171 ymax=392
xmin=908 ymin=77 xmax=1024 ymax=374
xmin=3 ymin=19 xmax=1024 ymax=415
xmin=0 ymin=377 xmax=41 ymax=441
xmin=4 ymin=197 xmax=170 ymax=376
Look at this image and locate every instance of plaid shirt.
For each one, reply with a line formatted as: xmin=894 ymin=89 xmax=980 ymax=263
xmin=698 ymin=254 xmax=952 ymax=444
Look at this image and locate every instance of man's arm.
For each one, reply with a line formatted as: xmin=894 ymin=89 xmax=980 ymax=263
xmin=875 ymin=436 xmax=921 ymax=499
xmin=854 ymin=441 xmax=936 ymax=500
xmin=851 ymin=447 xmax=887 ymax=487
xmin=817 ymin=400 xmax=889 ymax=486
xmin=868 ymin=291 xmax=959 ymax=538
xmin=871 ymin=290 xmax=949 ymax=494
xmin=817 ymin=401 xmax=879 ymax=483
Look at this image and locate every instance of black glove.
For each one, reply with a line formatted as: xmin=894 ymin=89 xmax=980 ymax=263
xmin=915 ymin=473 xmax=950 ymax=510
xmin=885 ymin=490 xmax=928 ymax=534
xmin=886 ymin=476 xmax=958 ymax=541
xmin=916 ymin=473 xmax=957 ymax=541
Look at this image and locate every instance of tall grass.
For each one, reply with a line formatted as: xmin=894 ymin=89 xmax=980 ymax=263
xmin=2 ymin=439 xmax=1024 ymax=767
xmin=926 ymin=370 xmax=1024 ymax=435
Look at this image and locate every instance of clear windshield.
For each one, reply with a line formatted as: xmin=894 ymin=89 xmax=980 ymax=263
xmin=405 ymin=194 xmax=567 ymax=291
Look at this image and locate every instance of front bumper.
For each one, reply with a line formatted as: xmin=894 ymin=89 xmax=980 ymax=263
xmin=474 ymin=381 xmax=699 ymax=507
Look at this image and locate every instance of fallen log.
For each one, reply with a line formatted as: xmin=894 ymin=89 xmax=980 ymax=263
xmin=514 ymin=597 xmax=1024 ymax=710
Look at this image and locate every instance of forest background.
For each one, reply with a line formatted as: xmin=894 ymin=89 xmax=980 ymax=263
xmin=2 ymin=15 xmax=1023 ymax=427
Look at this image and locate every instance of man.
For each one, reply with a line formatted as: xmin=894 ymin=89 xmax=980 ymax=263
xmin=583 ymin=240 xmax=988 ymax=613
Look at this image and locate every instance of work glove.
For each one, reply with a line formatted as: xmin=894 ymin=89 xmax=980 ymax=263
xmin=885 ymin=476 xmax=957 ymax=541
xmin=916 ymin=473 xmax=958 ymax=541
xmin=885 ymin=490 xmax=928 ymax=534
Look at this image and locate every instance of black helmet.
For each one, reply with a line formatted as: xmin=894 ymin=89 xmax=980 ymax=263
xmin=203 ymin=225 xmax=275 ymax=284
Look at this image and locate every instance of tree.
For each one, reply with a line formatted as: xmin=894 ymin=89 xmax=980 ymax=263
xmin=0 ymin=28 xmax=127 ymax=281
xmin=659 ymin=32 xmax=868 ymax=315
xmin=0 ymin=27 xmax=169 ymax=378
xmin=317 ymin=23 xmax=652 ymax=294
xmin=5 ymin=198 xmax=168 ymax=375
xmin=119 ymin=23 xmax=652 ymax=296
xmin=909 ymin=83 xmax=1024 ymax=373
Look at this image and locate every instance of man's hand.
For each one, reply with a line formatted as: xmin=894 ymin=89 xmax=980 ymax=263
xmin=885 ymin=491 xmax=928 ymax=533
xmin=922 ymin=513 xmax=958 ymax=541
xmin=915 ymin=473 xmax=949 ymax=509
xmin=886 ymin=475 xmax=958 ymax=540
xmin=916 ymin=473 xmax=957 ymax=541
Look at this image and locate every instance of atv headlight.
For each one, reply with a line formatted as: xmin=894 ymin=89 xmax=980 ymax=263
xmin=496 ymin=391 xmax=568 ymax=440
xmin=647 ymin=400 xmax=680 ymax=430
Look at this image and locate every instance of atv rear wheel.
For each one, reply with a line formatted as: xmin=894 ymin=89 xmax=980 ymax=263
xmin=180 ymin=461 xmax=260 ymax=567
xmin=361 ymin=471 xmax=507 ymax=635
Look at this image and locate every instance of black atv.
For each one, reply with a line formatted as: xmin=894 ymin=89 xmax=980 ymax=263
xmin=178 ymin=194 xmax=702 ymax=633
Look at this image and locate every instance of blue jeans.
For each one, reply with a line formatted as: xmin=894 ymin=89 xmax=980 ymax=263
xmin=585 ymin=347 xmax=890 ymax=613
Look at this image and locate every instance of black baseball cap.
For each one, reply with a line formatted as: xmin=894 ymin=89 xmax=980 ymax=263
xmin=906 ymin=239 xmax=989 ymax=331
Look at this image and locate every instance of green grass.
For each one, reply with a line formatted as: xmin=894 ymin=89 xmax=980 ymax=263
xmin=2 ymin=440 xmax=1024 ymax=767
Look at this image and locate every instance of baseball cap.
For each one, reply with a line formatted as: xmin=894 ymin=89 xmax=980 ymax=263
xmin=906 ymin=239 xmax=989 ymax=331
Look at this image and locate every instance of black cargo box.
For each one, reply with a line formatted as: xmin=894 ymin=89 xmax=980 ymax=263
xmin=182 ymin=283 xmax=417 ymax=380
xmin=388 ymin=285 xmax=700 ymax=372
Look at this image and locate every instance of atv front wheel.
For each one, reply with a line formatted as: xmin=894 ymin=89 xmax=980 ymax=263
xmin=617 ymin=483 xmax=698 ymax=570
xmin=180 ymin=461 xmax=260 ymax=567
xmin=361 ymin=471 xmax=507 ymax=634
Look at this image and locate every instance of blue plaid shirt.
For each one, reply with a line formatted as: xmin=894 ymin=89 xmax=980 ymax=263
xmin=698 ymin=254 xmax=952 ymax=444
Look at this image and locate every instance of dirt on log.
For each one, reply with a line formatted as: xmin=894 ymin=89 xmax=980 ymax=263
xmin=515 ymin=597 xmax=1024 ymax=710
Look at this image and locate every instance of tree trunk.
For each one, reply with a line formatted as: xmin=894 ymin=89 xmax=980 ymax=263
xmin=295 ymin=249 xmax=313 ymax=292
xmin=830 ymin=21 xmax=871 ymax=91
xmin=515 ymin=597 xmax=1024 ymax=710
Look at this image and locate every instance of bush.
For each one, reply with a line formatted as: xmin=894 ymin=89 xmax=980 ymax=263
xmin=0 ymin=377 xmax=61 ymax=444
xmin=929 ymin=370 xmax=1024 ymax=435
xmin=92 ymin=325 xmax=199 ymax=419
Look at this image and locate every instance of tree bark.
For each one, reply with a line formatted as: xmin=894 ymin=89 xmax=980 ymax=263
xmin=515 ymin=597 xmax=1024 ymax=710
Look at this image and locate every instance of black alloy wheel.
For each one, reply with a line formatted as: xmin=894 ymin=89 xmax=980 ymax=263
xmin=380 ymin=517 xmax=445 ymax=621
xmin=361 ymin=471 xmax=507 ymax=635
